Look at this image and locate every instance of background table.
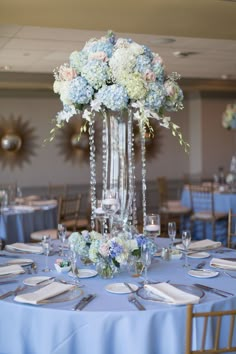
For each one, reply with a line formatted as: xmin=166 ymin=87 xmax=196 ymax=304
xmin=0 ymin=238 xmax=236 ymax=354
xmin=181 ymin=188 xmax=236 ymax=244
xmin=0 ymin=204 xmax=57 ymax=244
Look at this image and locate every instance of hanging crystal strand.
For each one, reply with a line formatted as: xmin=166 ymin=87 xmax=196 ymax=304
xmin=128 ymin=108 xmax=137 ymax=227
xmin=88 ymin=112 xmax=96 ymax=230
xmin=101 ymin=110 xmax=108 ymax=235
xmin=140 ymin=119 xmax=147 ymax=229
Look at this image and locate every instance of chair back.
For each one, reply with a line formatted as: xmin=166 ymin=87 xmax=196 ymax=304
xmin=186 ymin=304 xmax=236 ymax=353
xmin=58 ymin=194 xmax=81 ymax=231
xmin=189 ymin=183 xmax=215 ymax=216
xmin=48 ymin=183 xmax=67 ymax=199
xmin=227 ymin=209 xmax=236 ymax=248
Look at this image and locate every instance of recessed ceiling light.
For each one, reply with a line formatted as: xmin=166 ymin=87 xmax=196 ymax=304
xmin=149 ymin=37 xmax=176 ymax=45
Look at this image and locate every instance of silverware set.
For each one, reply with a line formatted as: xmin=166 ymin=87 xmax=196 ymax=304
xmin=193 ymin=283 xmax=233 ymax=297
xmin=124 ymin=282 xmax=146 ymax=311
xmin=0 ymin=285 xmax=28 ymax=299
xmin=73 ymin=294 xmax=96 ymax=311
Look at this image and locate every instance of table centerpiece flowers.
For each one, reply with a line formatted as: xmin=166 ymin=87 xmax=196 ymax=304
xmin=51 ymin=30 xmax=188 ymax=230
xmin=68 ymin=230 xmax=157 ymax=278
xmin=222 ymin=102 xmax=236 ymax=129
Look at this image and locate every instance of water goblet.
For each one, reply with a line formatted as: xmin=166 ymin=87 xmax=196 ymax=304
xmin=168 ymin=221 xmax=176 ymax=248
xmin=144 ymin=214 xmax=161 ymax=240
xmin=42 ymin=235 xmax=51 ymax=272
xmin=95 ymin=199 xmax=107 ymax=238
xmin=69 ymin=247 xmax=79 ymax=284
xmin=141 ymin=243 xmax=152 ymax=284
xmin=58 ymin=223 xmax=66 ymax=257
xmin=182 ymin=230 xmax=191 ymax=267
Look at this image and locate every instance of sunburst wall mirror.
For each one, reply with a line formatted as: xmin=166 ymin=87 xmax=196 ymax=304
xmin=0 ymin=115 xmax=38 ymax=169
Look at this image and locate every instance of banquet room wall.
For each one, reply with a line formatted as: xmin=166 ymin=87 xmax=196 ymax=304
xmin=0 ymin=90 xmax=234 ymax=191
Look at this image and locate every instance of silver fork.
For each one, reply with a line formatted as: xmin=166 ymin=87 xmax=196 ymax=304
xmin=124 ymin=282 xmax=146 ymax=311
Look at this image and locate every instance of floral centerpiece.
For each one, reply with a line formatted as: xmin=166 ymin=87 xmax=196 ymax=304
xmin=222 ymin=102 xmax=236 ymax=129
xmin=51 ymin=31 xmax=188 ymax=229
xmin=68 ymin=230 xmax=157 ymax=278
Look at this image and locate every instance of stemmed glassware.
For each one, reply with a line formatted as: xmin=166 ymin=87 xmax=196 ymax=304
xmin=69 ymin=244 xmax=79 ymax=284
xmin=182 ymin=230 xmax=191 ymax=267
xmin=58 ymin=224 xmax=66 ymax=257
xmin=42 ymin=235 xmax=51 ymax=272
xmin=141 ymin=243 xmax=152 ymax=284
xmin=168 ymin=221 xmax=176 ymax=248
xmin=95 ymin=199 xmax=107 ymax=238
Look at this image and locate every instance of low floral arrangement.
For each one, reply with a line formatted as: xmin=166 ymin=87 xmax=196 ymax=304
xmin=50 ymin=31 xmax=188 ymax=151
xmin=222 ymin=102 xmax=236 ymax=129
xmin=68 ymin=230 xmax=157 ymax=277
xmin=55 ymin=259 xmax=71 ymax=267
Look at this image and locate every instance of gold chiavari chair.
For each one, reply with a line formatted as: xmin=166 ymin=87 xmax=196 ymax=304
xmin=185 ymin=304 xmax=236 ymax=354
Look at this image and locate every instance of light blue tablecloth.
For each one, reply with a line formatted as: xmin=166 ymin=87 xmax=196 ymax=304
xmin=0 ymin=205 xmax=57 ymax=244
xmin=0 ymin=238 xmax=236 ymax=354
xmin=181 ymin=189 xmax=236 ymax=244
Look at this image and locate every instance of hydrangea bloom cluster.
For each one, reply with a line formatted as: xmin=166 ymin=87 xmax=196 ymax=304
xmin=68 ymin=230 xmax=157 ymax=268
xmin=53 ymin=31 xmax=184 ymax=130
xmin=222 ymin=103 xmax=236 ymax=129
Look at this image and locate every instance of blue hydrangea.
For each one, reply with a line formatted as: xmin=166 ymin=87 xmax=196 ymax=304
xmin=70 ymin=50 xmax=88 ymax=73
xmin=152 ymin=62 xmax=165 ymax=82
xmin=109 ymin=240 xmax=123 ymax=258
xmin=68 ymin=76 xmax=94 ymax=104
xmin=96 ymin=84 xmax=129 ymax=111
xmin=145 ymin=82 xmax=166 ymax=110
xmin=87 ymin=41 xmax=114 ymax=58
xmin=81 ymin=60 xmax=109 ymax=90
xmin=135 ymin=55 xmax=152 ymax=73
xmin=142 ymin=45 xmax=154 ymax=60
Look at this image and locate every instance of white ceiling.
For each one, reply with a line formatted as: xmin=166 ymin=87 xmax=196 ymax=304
xmin=0 ymin=0 xmax=236 ymax=82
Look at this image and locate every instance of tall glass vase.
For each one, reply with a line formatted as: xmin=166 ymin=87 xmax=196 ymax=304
xmin=102 ymin=110 xmax=135 ymax=229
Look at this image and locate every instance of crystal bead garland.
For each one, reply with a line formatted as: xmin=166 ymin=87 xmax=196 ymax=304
xmin=128 ymin=108 xmax=137 ymax=227
xmin=140 ymin=120 xmax=147 ymax=227
xmin=88 ymin=113 xmax=96 ymax=230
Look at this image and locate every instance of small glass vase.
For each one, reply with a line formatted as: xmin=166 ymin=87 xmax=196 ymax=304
xmin=96 ymin=258 xmax=117 ymax=279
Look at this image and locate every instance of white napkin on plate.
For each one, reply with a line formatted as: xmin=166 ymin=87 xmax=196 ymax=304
xmin=11 ymin=205 xmax=35 ymax=212
xmin=14 ymin=282 xmax=74 ymax=305
xmin=144 ymin=282 xmax=200 ymax=305
xmin=6 ymin=243 xmax=43 ymax=254
xmin=176 ymin=239 xmax=221 ymax=251
xmin=210 ymin=257 xmax=236 ymax=270
xmin=0 ymin=264 xmax=25 ymax=276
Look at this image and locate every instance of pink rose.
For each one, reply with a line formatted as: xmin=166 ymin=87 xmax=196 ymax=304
xmin=144 ymin=69 xmax=156 ymax=82
xmin=89 ymin=51 xmax=108 ymax=62
xmin=165 ymin=81 xmax=177 ymax=96
xmin=59 ymin=66 xmax=77 ymax=81
xmin=99 ymin=243 xmax=110 ymax=257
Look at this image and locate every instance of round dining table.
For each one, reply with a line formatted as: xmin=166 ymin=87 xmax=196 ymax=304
xmin=0 ymin=238 xmax=236 ymax=354
xmin=0 ymin=202 xmax=57 ymax=244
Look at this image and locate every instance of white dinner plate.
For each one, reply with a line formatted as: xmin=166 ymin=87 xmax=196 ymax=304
xmin=69 ymin=269 xmax=98 ymax=279
xmin=105 ymin=282 xmax=138 ymax=294
xmin=187 ymin=252 xmax=210 ymax=259
xmin=7 ymin=258 xmax=34 ymax=266
xmin=23 ymin=276 xmax=55 ymax=286
xmin=188 ymin=269 xmax=219 ymax=278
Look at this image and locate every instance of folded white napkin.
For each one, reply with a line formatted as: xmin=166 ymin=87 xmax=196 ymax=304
xmin=144 ymin=282 xmax=200 ymax=305
xmin=0 ymin=264 xmax=25 ymax=276
xmin=14 ymin=282 xmax=74 ymax=305
xmin=6 ymin=243 xmax=43 ymax=254
xmin=176 ymin=239 xmax=221 ymax=251
xmin=210 ymin=257 xmax=236 ymax=270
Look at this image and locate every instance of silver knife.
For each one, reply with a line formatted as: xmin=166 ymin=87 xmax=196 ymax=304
xmin=35 ymin=276 xmax=55 ymax=285
xmin=194 ymin=283 xmax=233 ymax=297
xmin=124 ymin=282 xmax=146 ymax=311
xmin=73 ymin=294 xmax=96 ymax=311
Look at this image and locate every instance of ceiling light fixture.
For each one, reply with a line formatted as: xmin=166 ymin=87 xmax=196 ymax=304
xmin=173 ymin=51 xmax=198 ymax=58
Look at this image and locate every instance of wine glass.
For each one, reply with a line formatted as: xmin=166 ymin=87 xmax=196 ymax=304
xmin=141 ymin=243 xmax=152 ymax=284
xmin=182 ymin=230 xmax=191 ymax=267
xmin=144 ymin=214 xmax=161 ymax=240
xmin=168 ymin=221 xmax=176 ymax=248
xmin=69 ymin=246 xmax=79 ymax=284
xmin=58 ymin=224 xmax=66 ymax=257
xmin=42 ymin=235 xmax=51 ymax=272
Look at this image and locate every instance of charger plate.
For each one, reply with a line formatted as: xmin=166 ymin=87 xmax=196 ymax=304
xmin=136 ymin=284 xmax=204 ymax=304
